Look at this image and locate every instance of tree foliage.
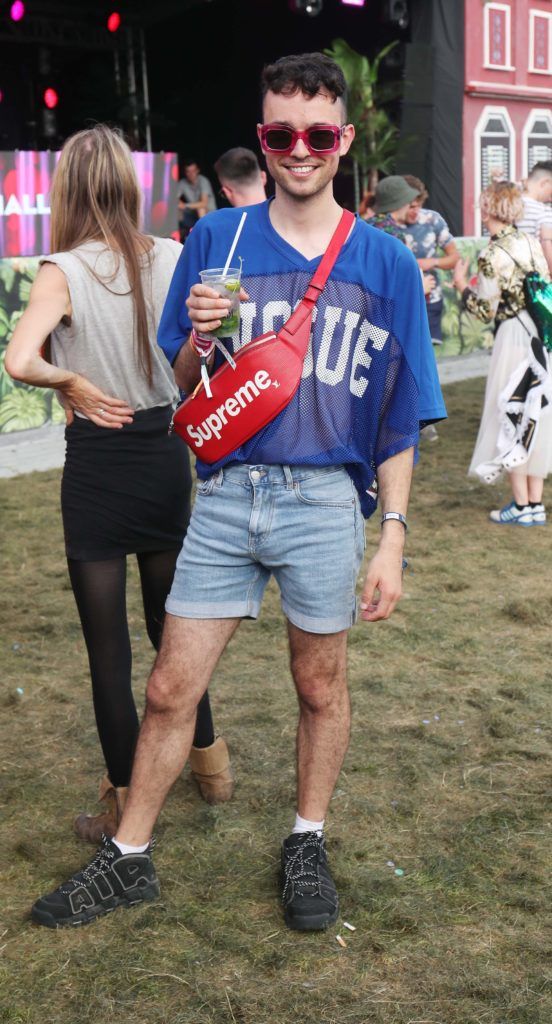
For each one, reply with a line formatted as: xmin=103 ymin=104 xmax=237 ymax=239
xmin=324 ymin=38 xmax=401 ymax=206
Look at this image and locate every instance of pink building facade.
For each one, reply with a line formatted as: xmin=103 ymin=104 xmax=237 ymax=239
xmin=464 ymin=0 xmax=552 ymax=234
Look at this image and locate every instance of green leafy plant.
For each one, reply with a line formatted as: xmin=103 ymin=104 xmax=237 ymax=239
xmin=0 ymin=257 xmax=48 ymax=434
xmin=324 ymin=38 xmax=401 ymax=208
xmin=439 ymin=239 xmax=493 ymax=358
xmin=0 ymin=385 xmax=48 ymax=432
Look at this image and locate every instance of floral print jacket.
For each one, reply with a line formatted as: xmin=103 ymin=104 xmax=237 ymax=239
xmin=463 ymin=225 xmax=549 ymax=325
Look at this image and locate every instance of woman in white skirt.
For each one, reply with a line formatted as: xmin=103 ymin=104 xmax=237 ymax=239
xmin=453 ymin=181 xmax=552 ymax=526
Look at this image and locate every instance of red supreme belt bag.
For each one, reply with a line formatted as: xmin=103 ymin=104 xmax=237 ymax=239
xmin=171 ymin=209 xmax=355 ymax=463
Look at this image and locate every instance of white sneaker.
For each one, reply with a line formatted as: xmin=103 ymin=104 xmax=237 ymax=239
xmin=489 ymin=501 xmax=534 ymax=526
xmin=532 ymin=503 xmax=546 ymax=525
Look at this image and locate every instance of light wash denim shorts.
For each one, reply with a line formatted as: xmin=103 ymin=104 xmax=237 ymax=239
xmin=165 ymin=464 xmax=366 ymax=634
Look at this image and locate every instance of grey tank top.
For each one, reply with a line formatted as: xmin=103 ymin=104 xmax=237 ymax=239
xmin=42 ymin=237 xmax=182 ymax=414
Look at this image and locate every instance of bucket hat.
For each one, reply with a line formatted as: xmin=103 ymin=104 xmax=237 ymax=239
xmin=374 ymin=176 xmax=419 ymax=214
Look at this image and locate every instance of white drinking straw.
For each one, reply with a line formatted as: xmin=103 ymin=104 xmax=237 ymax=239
xmin=222 ymin=211 xmax=247 ymax=277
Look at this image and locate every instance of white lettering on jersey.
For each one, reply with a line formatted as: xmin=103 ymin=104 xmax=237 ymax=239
xmin=350 ymin=321 xmax=389 ymax=397
xmin=237 ymin=302 xmax=257 ymax=349
xmin=263 ymin=300 xmax=292 ymax=334
xmin=316 ymin=307 xmax=360 ymax=386
xmin=236 ymin=300 xmax=389 ymax=397
xmin=301 ymin=306 xmax=317 ymax=379
xmin=366 ymin=322 xmax=389 ymax=351
xmin=350 ymin=321 xmax=372 ymax=398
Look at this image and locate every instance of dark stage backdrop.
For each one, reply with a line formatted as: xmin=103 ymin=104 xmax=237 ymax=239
xmin=145 ymin=0 xmax=404 ymax=208
xmin=398 ymin=0 xmax=464 ymax=235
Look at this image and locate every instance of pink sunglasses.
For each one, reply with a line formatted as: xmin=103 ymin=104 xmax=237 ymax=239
xmin=259 ymin=123 xmax=344 ymax=156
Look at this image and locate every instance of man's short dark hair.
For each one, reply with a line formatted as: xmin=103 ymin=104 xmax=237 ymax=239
xmin=261 ymin=53 xmax=348 ymax=115
xmin=528 ymin=161 xmax=552 ymax=180
xmin=183 ymin=157 xmax=199 ymax=168
xmin=215 ymin=148 xmax=261 ymax=187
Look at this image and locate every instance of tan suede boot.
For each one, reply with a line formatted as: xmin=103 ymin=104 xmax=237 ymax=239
xmin=74 ymin=775 xmax=128 ymax=844
xmin=189 ymin=736 xmax=234 ymax=804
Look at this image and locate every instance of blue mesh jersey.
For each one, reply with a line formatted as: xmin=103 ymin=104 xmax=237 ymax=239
xmin=158 ymin=200 xmax=446 ymax=518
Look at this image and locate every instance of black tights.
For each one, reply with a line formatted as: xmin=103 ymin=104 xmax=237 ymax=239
xmin=67 ymin=550 xmax=215 ymax=787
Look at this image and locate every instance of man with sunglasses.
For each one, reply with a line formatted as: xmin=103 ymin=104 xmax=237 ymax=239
xmin=31 ymin=53 xmax=445 ymax=934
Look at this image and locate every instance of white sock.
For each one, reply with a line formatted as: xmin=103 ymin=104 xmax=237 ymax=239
xmin=292 ymin=813 xmax=325 ymax=837
xmin=112 ymin=838 xmax=150 ymax=856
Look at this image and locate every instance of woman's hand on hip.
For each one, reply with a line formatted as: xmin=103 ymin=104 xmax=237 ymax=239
xmin=62 ymin=373 xmax=135 ymax=428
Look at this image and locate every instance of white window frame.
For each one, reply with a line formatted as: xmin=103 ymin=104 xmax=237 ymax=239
xmin=484 ymin=2 xmax=515 ymax=71
xmin=522 ymin=108 xmax=552 ymax=176
xmin=474 ymin=105 xmax=516 ymax=235
xmin=529 ymin=9 xmax=552 ymax=74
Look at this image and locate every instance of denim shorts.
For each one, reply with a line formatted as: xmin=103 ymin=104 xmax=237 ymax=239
xmin=166 ymin=464 xmax=366 ymax=634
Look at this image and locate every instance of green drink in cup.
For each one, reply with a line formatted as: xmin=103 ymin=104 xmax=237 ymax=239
xmin=199 ymin=266 xmax=242 ymax=339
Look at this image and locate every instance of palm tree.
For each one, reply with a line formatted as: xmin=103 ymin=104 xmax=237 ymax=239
xmin=325 ymin=38 xmax=402 ymax=209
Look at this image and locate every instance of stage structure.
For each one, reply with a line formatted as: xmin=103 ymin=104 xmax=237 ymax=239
xmin=399 ymin=0 xmax=552 ymax=236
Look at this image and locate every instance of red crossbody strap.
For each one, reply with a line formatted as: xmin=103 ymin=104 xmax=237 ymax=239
xmin=282 ymin=209 xmax=355 ymax=337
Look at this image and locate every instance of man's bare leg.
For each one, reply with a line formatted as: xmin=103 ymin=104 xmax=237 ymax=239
xmin=287 ymin=622 xmax=350 ymax=822
xmin=116 ymin=614 xmax=240 ymax=846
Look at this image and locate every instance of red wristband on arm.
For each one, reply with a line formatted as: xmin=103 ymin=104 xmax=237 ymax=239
xmin=190 ymin=328 xmax=215 ymax=358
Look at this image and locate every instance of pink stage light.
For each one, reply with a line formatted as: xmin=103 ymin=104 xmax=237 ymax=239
xmin=10 ymin=1 xmax=25 ymax=21
xmin=43 ymin=88 xmax=59 ymax=110
xmin=107 ymin=11 xmax=121 ymax=32
xmin=341 ymin=0 xmax=366 ymax=6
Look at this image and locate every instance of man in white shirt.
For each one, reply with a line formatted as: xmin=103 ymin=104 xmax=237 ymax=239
xmin=517 ymin=162 xmax=552 ymax=273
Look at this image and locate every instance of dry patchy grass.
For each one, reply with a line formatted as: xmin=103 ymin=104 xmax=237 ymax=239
xmin=1 ymin=378 xmax=551 ymax=1024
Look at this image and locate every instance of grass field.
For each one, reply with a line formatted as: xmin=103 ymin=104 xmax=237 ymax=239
xmin=1 ymin=376 xmax=551 ymax=1024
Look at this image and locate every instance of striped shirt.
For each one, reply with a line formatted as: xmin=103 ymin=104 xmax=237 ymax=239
xmin=516 ymin=196 xmax=552 ymax=239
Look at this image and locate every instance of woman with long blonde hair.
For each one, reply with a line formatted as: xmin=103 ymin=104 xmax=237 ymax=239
xmin=453 ymin=181 xmax=552 ymax=524
xmin=6 ymin=126 xmax=233 ymax=840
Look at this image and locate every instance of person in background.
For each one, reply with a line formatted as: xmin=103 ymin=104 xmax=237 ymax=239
xmin=373 ymin=176 xmax=440 ymax=440
xmin=516 ymin=162 xmax=552 ymax=274
xmin=370 ymin=175 xmax=418 ymax=241
xmin=358 ymin=188 xmax=375 ymax=220
xmin=177 ymin=159 xmax=217 ymax=240
xmin=215 ymin=147 xmax=267 ymax=207
xmin=403 ymin=174 xmax=460 ymax=347
xmin=5 ymin=126 xmax=232 ymax=845
xmin=453 ymin=181 xmax=552 ymax=525
xmin=371 ymin=176 xmax=436 ymax=301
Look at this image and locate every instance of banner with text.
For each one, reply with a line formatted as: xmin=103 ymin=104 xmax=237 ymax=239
xmin=0 ymin=150 xmax=179 ymax=258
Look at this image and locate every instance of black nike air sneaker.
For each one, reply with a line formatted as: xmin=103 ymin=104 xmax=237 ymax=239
xmin=281 ymin=831 xmax=339 ymax=931
xmin=31 ymin=836 xmax=159 ymax=928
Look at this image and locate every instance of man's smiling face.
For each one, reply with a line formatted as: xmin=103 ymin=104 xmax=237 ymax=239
xmin=258 ymin=88 xmax=354 ymax=201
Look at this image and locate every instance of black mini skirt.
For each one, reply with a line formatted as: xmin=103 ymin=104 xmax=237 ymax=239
xmin=61 ymin=404 xmax=192 ymax=561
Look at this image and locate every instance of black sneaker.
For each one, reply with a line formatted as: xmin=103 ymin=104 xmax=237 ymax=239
xmin=281 ymin=831 xmax=339 ymax=931
xmin=31 ymin=836 xmax=159 ymax=929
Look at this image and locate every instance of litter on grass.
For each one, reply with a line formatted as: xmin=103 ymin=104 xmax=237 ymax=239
xmin=336 ymin=935 xmax=347 ymax=948
xmin=343 ymin=922 xmax=356 ymax=932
